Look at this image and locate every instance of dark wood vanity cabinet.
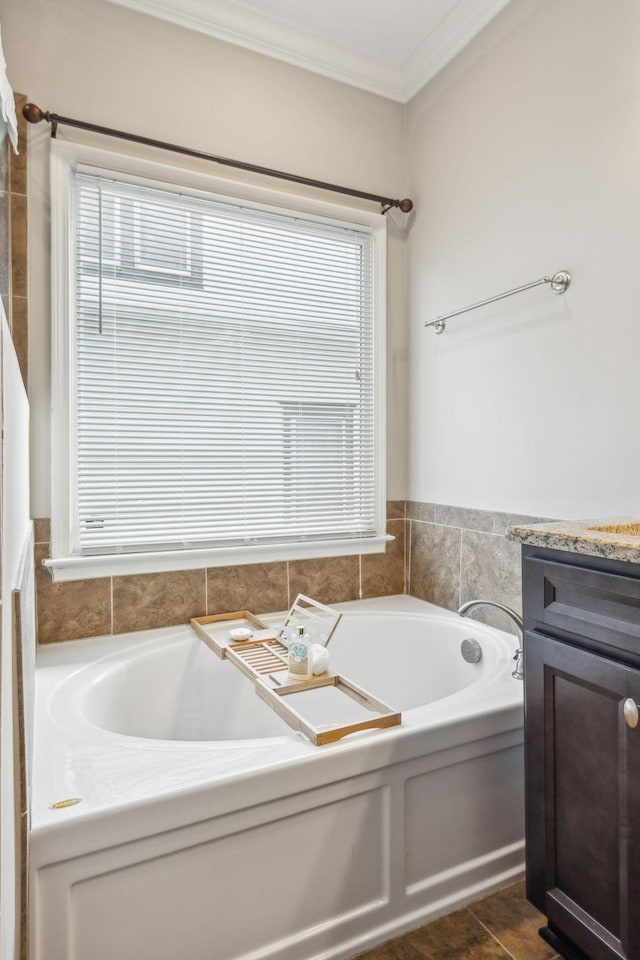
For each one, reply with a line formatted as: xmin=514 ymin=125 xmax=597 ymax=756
xmin=522 ymin=546 xmax=640 ymax=960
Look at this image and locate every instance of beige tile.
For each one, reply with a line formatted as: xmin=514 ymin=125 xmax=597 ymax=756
xmin=0 ymin=137 xmax=8 ymax=191
xmin=207 ymin=562 xmax=288 ymax=616
xmin=11 ymin=295 xmax=28 ymax=388
xmin=460 ymin=530 xmax=523 ymax=629
xmin=10 ymin=191 xmax=27 ymax=298
xmin=406 ymin=500 xmax=436 ymax=522
xmin=10 ymin=93 xmax=28 ymax=196
xmin=0 ymin=188 xmax=10 ymax=310
xmin=35 ymin=543 xmax=111 ymax=643
xmin=405 ymin=908 xmax=511 ymax=960
xmin=408 ymin=521 xmax=461 ymax=611
xmin=288 ymin=555 xmax=360 ymax=606
xmin=493 ymin=512 xmax=548 ymax=537
xmin=468 ymin=880 xmax=556 ymax=960
xmin=435 ymin=504 xmax=494 ymax=533
xmin=362 ymin=519 xmax=405 ymax=598
xmin=387 ymin=500 xmax=406 ymax=520
xmin=33 ymin=518 xmax=50 ymax=544
xmin=113 ymin=569 xmax=206 ymax=633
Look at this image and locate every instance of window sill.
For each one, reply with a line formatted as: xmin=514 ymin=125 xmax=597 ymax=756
xmin=43 ymin=535 xmax=394 ymax=582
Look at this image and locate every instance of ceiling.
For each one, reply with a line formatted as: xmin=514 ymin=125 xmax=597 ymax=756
xmin=106 ymin=0 xmax=513 ymax=102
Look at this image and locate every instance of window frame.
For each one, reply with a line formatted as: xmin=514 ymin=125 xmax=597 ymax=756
xmin=48 ymin=141 xmax=389 ymax=581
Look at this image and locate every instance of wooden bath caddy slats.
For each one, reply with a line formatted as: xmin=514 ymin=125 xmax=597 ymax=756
xmin=190 ymin=601 xmax=401 ymax=746
xmin=226 ymin=639 xmax=289 ymax=681
xmin=189 ymin=610 xmax=276 ymax=658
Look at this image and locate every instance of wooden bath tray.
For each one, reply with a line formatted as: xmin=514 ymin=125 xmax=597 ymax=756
xmin=190 ymin=610 xmax=276 ymax=658
xmin=190 ymin=595 xmax=342 ymax=659
xmin=190 ymin=599 xmax=401 ymax=746
xmin=226 ymin=635 xmax=401 ymax=746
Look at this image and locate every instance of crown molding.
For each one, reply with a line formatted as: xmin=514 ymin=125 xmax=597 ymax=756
xmin=107 ymin=0 xmax=406 ymax=100
xmin=106 ymin=0 xmax=512 ymax=102
xmin=401 ymin=0 xmax=514 ymax=100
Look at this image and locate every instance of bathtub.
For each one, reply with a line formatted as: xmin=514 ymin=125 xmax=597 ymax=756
xmin=30 ymin=595 xmax=524 ymax=960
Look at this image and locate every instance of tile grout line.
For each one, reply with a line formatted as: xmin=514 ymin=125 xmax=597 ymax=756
xmin=204 ymin=567 xmax=208 ymax=616
xmin=109 ymin=577 xmax=113 ymax=635
xmin=458 ymin=527 xmax=463 ymax=609
xmin=404 ymin=518 xmax=408 ymax=593
xmin=464 ymin=907 xmax=520 ymax=960
xmin=407 ymin=519 xmax=412 ymax=594
xmin=408 ymin=516 xmax=498 ymax=536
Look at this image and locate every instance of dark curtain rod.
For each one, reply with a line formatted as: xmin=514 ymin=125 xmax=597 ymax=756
xmin=23 ymin=103 xmax=413 ymax=215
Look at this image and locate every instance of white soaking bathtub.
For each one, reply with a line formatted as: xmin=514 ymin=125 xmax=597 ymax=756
xmin=30 ymin=595 xmax=524 ymax=960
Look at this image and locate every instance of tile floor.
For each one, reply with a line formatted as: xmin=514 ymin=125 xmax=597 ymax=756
xmin=355 ymin=880 xmax=559 ymax=960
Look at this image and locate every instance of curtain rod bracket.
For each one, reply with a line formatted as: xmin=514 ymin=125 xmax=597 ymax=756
xmin=23 ymin=102 xmax=414 ymax=215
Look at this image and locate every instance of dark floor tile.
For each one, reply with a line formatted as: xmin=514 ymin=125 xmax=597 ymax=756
xmin=405 ymin=908 xmax=510 ymax=960
xmin=355 ymin=933 xmax=425 ymax=960
xmin=468 ymin=881 xmax=556 ymax=960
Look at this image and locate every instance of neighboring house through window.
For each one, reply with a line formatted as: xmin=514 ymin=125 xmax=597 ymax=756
xmin=47 ymin=143 xmax=388 ymax=580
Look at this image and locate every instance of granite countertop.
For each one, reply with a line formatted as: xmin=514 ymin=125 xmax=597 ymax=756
xmin=506 ymin=516 xmax=640 ymax=564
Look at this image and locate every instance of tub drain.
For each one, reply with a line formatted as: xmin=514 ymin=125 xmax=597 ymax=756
xmin=460 ymin=638 xmax=482 ymax=663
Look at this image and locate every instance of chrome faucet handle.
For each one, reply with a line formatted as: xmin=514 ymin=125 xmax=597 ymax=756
xmin=457 ymin=599 xmax=524 ymax=680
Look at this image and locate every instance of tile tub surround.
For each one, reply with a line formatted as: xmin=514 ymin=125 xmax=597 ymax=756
xmin=33 ymin=500 xmax=554 ymax=643
xmin=355 ymin=879 xmax=558 ymax=960
xmin=0 ymin=92 xmax=29 ymax=387
xmin=507 ymin=515 xmax=640 ymax=564
xmin=406 ymin=503 xmax=548 ymax=632
xmin=32 ymin=507 xmax=406 ymax=642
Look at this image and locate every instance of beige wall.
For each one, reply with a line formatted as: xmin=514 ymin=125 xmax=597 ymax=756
xmin=406 ymin=0 xmax=640 ymax=520
xmin=0 ymin=0 xmax=409 ymax=514
xmin=4 ymin=0 xmax=639 ymax=639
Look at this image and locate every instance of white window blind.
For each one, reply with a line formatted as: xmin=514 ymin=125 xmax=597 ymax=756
xmin=71 ymin=170 xmax=378 ymax=557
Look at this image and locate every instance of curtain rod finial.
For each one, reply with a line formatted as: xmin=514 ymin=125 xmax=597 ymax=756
xmin=23 ymin=103 xmax=50 ymax=124
xmin=399 ymin=199 xmax=413 ymax=213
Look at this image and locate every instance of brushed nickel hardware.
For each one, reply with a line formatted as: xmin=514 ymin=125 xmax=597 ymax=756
xmin=426 ymin=270 xmax=571 ymax=334
xmin=22 ymin=102 xmax=413 ymax=215
xmin=624 ymin=698 xmax=639 ymax=729
xmin=458 ymin=600 xmax=524 ymax=680
xmin=461 ymin=637 xmax=483 ymax=663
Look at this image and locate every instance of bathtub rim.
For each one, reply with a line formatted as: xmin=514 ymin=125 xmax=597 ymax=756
xmin=50 ymin=603 xmax=516 ymax=747
xmin=31 ymin=595 xmax=524 ymax=856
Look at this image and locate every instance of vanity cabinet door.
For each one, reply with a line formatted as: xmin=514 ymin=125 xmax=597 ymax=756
xmin=525 ymin=631 xmax=640 ymax=960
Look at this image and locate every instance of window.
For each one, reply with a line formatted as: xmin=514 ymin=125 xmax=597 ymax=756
xmin=48 ymin=144 xmax=387 ymax=579
xmin=80 ymin=192 xmax=203 ymax=288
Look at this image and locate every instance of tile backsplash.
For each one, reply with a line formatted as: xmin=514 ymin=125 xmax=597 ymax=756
xmin=33 ymin=501 xmax=543 ymax=644
xmin=33 ymin=508 xmax=406 ymax=642
xmin=0 ymin=93 xmax=28 ymax=386
xmin=407 ymin=502 xmax=547 ymax=633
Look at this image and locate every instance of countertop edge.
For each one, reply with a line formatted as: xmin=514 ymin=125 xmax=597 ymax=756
xmin=506 ymin=520 xmax=640 ymax=565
